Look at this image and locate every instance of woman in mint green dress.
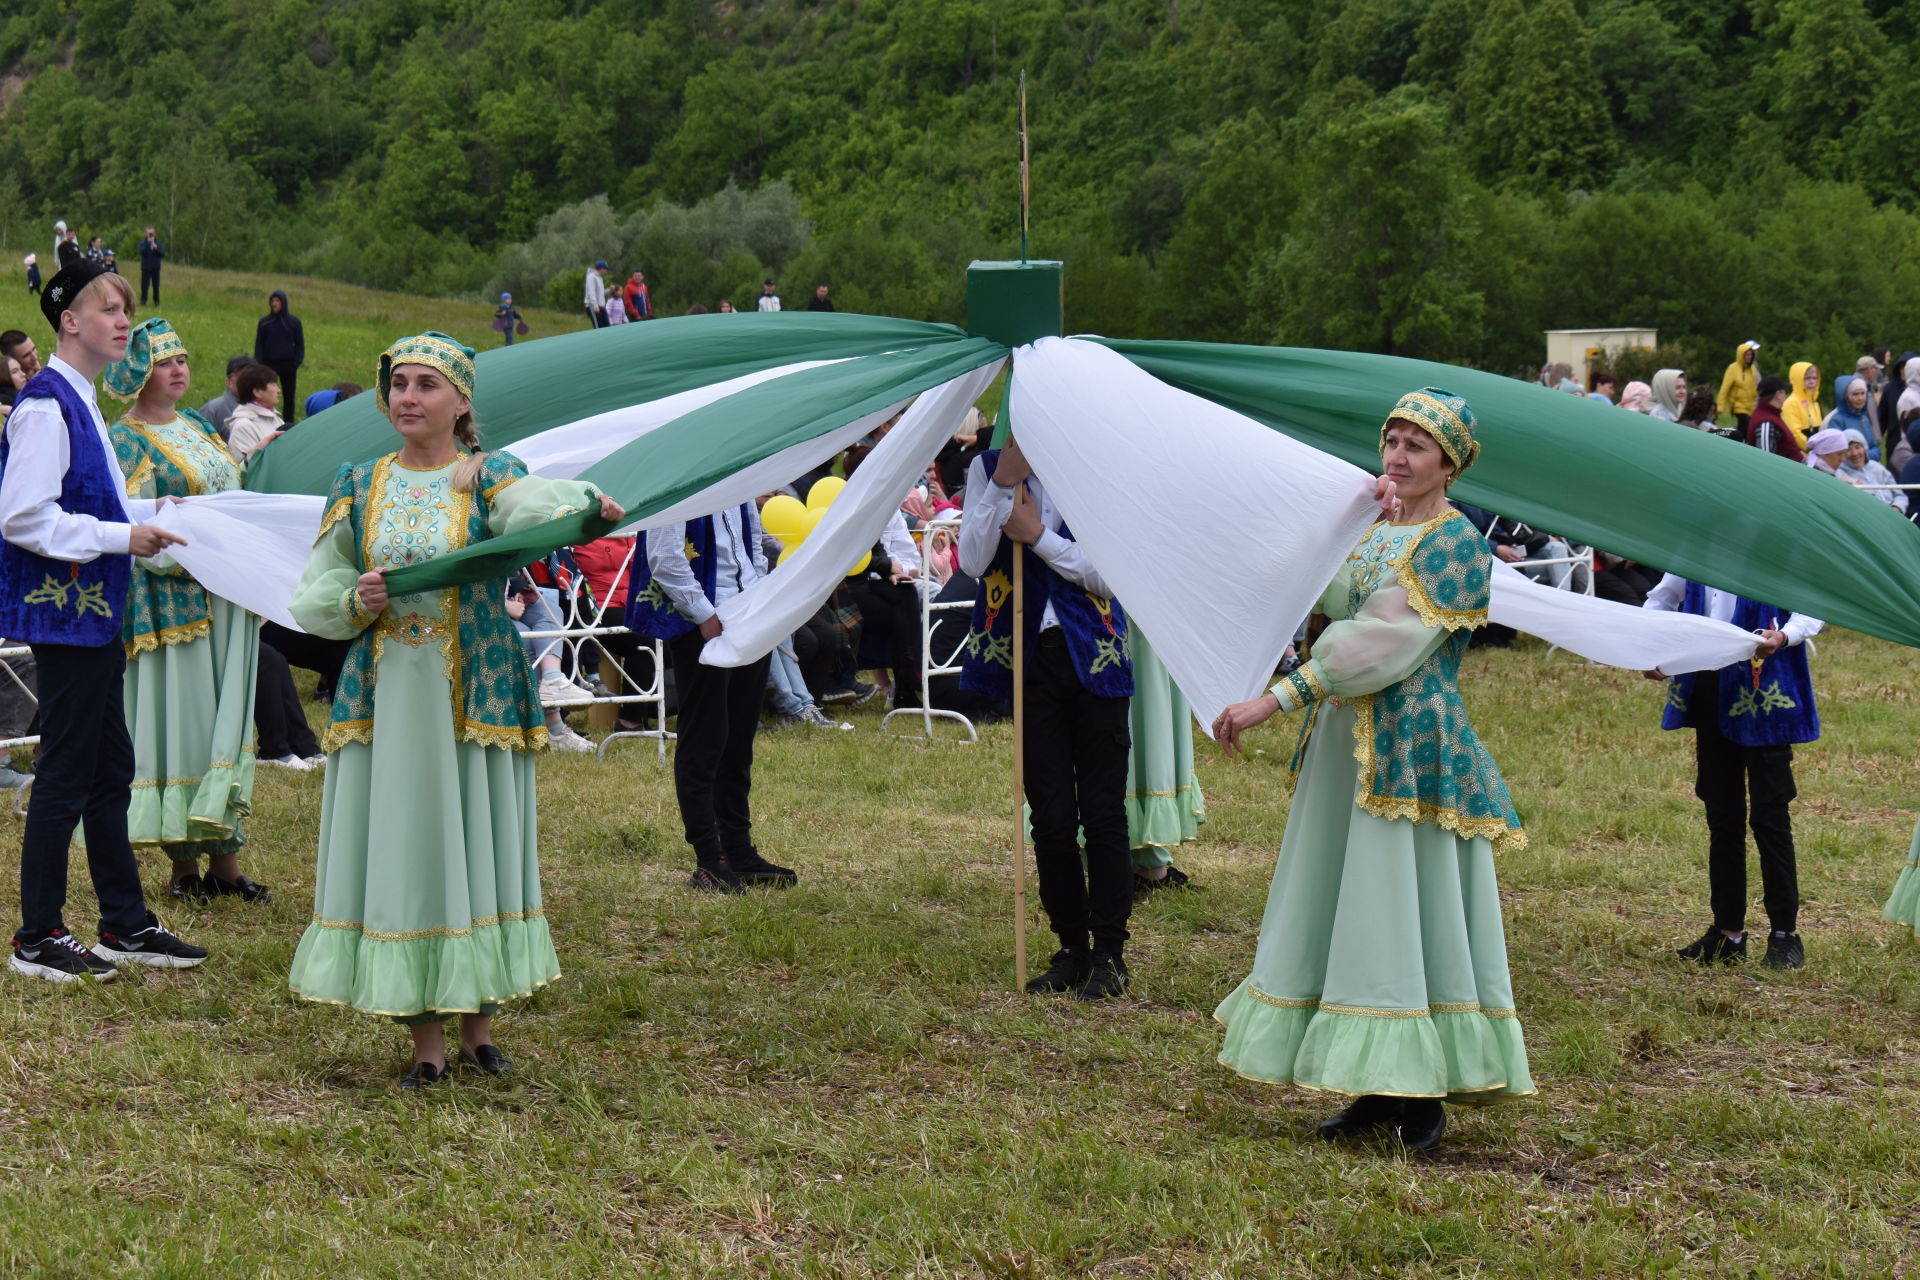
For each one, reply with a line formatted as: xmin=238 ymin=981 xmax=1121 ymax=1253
xmin=1127 ymin=631 xmax=1205 ymax=891
xmin=104 ymin=318 xmax=265 ymax=904
xmin=1211 ymin=388 xmax=1532 ymax=1152
xmin=286 ymin=332 xmax=623 ymax=1088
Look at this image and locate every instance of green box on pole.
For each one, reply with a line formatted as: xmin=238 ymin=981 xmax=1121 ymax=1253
xmin=966 ymin=260 xmax=1063 ymax=349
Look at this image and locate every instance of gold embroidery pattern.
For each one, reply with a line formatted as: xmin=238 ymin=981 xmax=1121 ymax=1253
xmin=1728 ymin=679 xmax=1796 ymax=718
xmin=316 ymin=496 xmax=354 ymax=543
xmin=1247 ymin=986 xmax=1518 ymax=1020
xmin=379 ymin=611 xmax=445 ymax=648
xmin=1351 ymin=695 xmax=1529 ymax=852
xmin=122 ymin=454 xmax=155 ymax=498
xmin=310 ymin=907 xmax=545 ymax=942
xmin=1391 ymin=512 xmax=1489 ymax=632
xmin=125 ymin=616 xmax=211 ymax=658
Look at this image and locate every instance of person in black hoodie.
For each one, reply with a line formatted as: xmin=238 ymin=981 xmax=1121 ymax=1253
xmin=253 ymin=290 xmax=304 ymax=420
xmin=1880 ymin=351 xmax=1915 ymax=453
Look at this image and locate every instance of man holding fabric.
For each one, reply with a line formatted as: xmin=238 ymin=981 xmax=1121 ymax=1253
xmin=958 ymin=437 xmax=1136 ymax=1000
xmin=628 ymin=503 xmax=797 ymax=893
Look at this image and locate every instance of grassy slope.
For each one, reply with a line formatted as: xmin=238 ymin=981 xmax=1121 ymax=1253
xmin=0 ymin=264 xmax=1912 ymax=1277
xmin=0 ymin=253 xmax=591 ymax=411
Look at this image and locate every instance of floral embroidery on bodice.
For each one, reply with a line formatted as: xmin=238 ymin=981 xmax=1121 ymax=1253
xmin=372 ymin=464 xmax=466 ymax=571
xmin=1345 ymin=523 xmax=1421 ymax=618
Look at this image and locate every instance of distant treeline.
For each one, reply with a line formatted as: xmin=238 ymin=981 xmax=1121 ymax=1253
xmin=2 ymin=0 xmax=1915 ymax=377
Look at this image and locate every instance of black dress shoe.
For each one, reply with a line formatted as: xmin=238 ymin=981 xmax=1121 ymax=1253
xmin=1395 ymin=1099 xmax=1447 ymax=1152
xmin=1761 ymin=931 xmax=1805 ymax=970
xmin=1315 ymin=1094 xmax=1403 ymax=1141
xmin=1077 ymin=952 xmax=1131 ymax=1000
xmin=398 ymin=1061 xmax=445 ymax=1090
xmin=727 ymin=846 xmax=797 ymax=887
xmin=168 ymin=873 xmax=208 ymax=904
xmin=688 ymin=864 xmax=744 ymax=894
xmin=1676 ymin=927 xmax=1746 ymax=964
xmin=1025 ymin=946 xmax=1091 ymax=994
xmin=1134 ymin=865 xmax=1193 ymax=897
xmin=458 ymin=1044 xmax=514 ymax=1076
xmin=205 ymin=874 xmax=272 ymax=904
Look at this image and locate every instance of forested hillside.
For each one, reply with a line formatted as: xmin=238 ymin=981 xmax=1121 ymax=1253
xmin=3 ymin=0 xmax=1917 ymax=376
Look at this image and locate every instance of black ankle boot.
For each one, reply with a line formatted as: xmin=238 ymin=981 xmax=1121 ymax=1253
xmin=1315 ymin=1094 xmax=1403 ymax=1141
xmin=1025 ymin=946 xmax=1091 ymax=994
xmin=1395 ymin=1099 xmax=1446 ymax=1151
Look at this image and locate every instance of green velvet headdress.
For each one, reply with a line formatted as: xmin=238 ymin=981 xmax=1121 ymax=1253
xmin=102 ymin=317 xmax=186 ymax=402
xmin=376 ymin=331 xmax=476 ymax=413
xmin=1382 ymin=386 xmax=1478 ymax=475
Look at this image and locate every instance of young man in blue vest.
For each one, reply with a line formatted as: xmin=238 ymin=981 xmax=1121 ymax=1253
xmin=958 ymin=436 xmax=1135 ymax=999
xmin=1 ymin=260 xmax=207 ymax=981
xmin=628 ymin=502 xmax=796 ymax=892
xmin=1644 ymin=575 xmax=1822 ymax=970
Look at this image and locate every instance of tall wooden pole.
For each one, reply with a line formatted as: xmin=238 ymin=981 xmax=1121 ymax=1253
xmin=1011 ymin=542 xmax=1029 ymax=989
xmin=1018 ymin=70 xmax=1030 ymax=265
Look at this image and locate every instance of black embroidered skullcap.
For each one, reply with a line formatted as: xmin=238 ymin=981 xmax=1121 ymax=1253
xmin=40 ymin=260 xmax=110 ymax=332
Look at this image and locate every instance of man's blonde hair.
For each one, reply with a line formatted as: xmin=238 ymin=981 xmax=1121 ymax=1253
xmin=70 ymin=271 xmax=135 ymax=320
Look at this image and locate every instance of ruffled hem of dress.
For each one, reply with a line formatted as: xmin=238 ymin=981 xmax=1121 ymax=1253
xmin=1126 ymin=782 xmax=1206 ymax=854
xmin=1213 ymin=980 xmax=1535 ymax=1102
xmin=287 ymin=914 xmax=560 ymax=1017
xmin=127 ymin=756 xmax=254 ymax=858
xmin=1884 ymin=861 xmax=1920 ymax=934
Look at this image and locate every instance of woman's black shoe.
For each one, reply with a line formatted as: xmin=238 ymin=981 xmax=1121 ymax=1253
xmin=1134 ymin=865 xmax=1193 ymax=898
xmin=398 ymin=1061 xmax=445 ymax=1089
xmin=1395 ymin=1099 xmax=1447 ymax=1152
xmin=168 ymin=873 xmax=208 ymax=904
xmin=205 ymin=874 xmax=272 ymax=904
xmin=1761 ymin=931 xmax=1805 ymax=970
xmin=688 ymin=864 xmax=744 ymax=894
xmin=1676 ymin=927 xmax=1746 ymax=964
xmin=458 ymin=1044 xmax=514 ymax=1076
xmin=1315 ymin=1094 xmax=1403 ymax=1141
xmin=1025 ymin=946 xmax=1091 ymax=994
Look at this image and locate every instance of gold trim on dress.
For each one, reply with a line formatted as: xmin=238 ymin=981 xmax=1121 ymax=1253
xmin=316 ymin=495 xmax=353 ymax=543
xmin=122 ymin=454 xmax=155 ymax=498
xmin=310 ymin=907 xmax=545 ymax=942
xmin=125 ymin=615 xmax=211 ymax=658
xmin=1247 ymin=987 xmax=1320 ymax=1010
xmin=1350 ymin=695 xmax=1528 ymax=852
xmin=1388 ymin=511 xmax=1488 ymax=632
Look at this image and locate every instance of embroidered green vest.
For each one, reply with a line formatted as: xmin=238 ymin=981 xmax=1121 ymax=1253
xmin=111 ymin=408 xmax=238 ymax=659
xmin=1299 ymin=512 xmax=1525 ymax=852
xmin=321 ymin=451 xmax=546 ymax=754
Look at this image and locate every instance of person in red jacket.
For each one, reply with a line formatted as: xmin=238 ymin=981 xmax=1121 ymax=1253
xmin=622 ymin=272 xmax=652 ymax=322
xmin=1744 ymin=375 xmax=1804 ymax=462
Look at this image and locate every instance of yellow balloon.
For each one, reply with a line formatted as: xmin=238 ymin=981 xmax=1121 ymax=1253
xmin=778 ymin=542 xmax=799 ymax=566
xmin=760 ymin=494 xmax=807 ymax=541
xmin=802 ymin=508 xmax=828 ymax=539
xmin=806 ymin=476 xmax=846 ymax=510
xmin=845 ymin=550 xmax=871 ymax=578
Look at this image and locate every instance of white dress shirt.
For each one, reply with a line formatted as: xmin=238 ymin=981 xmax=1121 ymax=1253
xmin=956 ymin=454 xmax=1113 ymax=631
xmin=881 ymin=510 xmax=919 ymax=571
xmin=0 ymin=354 xmax=153 ymax=562
xmin=646 ymin=505 xmax=767 ymax=625
xmin=1644 ymin=573 xmax=1823 ymax=647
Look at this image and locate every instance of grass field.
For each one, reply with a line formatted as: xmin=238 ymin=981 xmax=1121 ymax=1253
xmin=0 ymin=252 xmax=591 ymax=413
xmin=0 ymin=257 xmax=1914 ymax=1277
xmin=0 ymin=627 xmax=1912 ymax=1278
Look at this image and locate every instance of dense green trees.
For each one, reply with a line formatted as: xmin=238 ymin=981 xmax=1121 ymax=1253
xmin=3 ymin=0 xmax=1920 ymax=378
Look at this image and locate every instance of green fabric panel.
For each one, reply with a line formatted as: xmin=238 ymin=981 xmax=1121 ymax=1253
xmin=1102 ymin=338 xmax=1920 ymax=649
xmin=247 ymin=312 xmax=970 ymax=496
xmin=383 ymin=338 xmax=1008 ymax=595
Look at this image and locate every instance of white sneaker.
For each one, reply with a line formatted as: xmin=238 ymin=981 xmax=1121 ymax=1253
xmin=302 ymin=754 xmax=327 ymax=768
xmin=799 ymin=706 xmax=854 ymax=731
xmin=538 ymin=672 xmax=596 ymax=705
xmin=261 ymin=755 xmax=312 ymax=771
xmin=548 ymin=725 xmax=595 ymax=753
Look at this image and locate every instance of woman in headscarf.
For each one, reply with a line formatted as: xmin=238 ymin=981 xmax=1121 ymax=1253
xmin=1780 ymin=362 xmax=1823 ymax=447
xmin=286 ymin=332 xmax=624 ymax=1088
xmin=1803 ymin=427 xmax=1848 ymax=475
xmin=1618 ymin=380 xmax=1656 ymax=414
xmin=1210 ymin=388 xmax=1532 ymax=1153
xmin=1835 ymin=429 xmax=1906 ymax=512
xmin=1824 ymin=375 xmax=1881 ymax=460
xmin=104 ymin=318 xmax=267 ymax=904
xmin=1647 ymin=369 xmax=1686 ymax=422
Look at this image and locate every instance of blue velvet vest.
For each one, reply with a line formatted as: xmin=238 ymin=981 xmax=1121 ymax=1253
xmin=625 ymin=504 xmax=753 ymax=641
xmin=1661 ymin=581 xmax=1819 ymax=746
xmin=959 ymin=452 xmax=1133 ymax=701
xmin=0 ymin=369 xmax=131 ymax=646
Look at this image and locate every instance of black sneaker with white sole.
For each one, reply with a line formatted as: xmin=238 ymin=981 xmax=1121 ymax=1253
xmin=10 ymin=929 xmax=118 ymax=983
xmin=92 ymin=913 xmax=208 ymax=969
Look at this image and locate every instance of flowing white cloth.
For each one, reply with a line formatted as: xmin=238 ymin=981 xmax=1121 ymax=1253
xmin=150 ymin=491 xmax=323 ymax=631
xmin=1009 ymin=337 xmax=1381 ymax=729
xmin=700 ymin=360 xmax=1007 ymax=665
xmin=1487 ymin=560 xmax=1757 ymax=675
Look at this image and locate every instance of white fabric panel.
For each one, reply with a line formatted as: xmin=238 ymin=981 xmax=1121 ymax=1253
xmin=1009 ymin=337 xmax=1381 ymax=730
xmin=150 ymin=491 xmax=324 ymax=631
xmin=700 ymin=359 xmax=1008 ymax=666
xmin=512 ymin=358 xmax=846 ymax=480
xmin=1487 ymin=560 xmax=1757 ymax=675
